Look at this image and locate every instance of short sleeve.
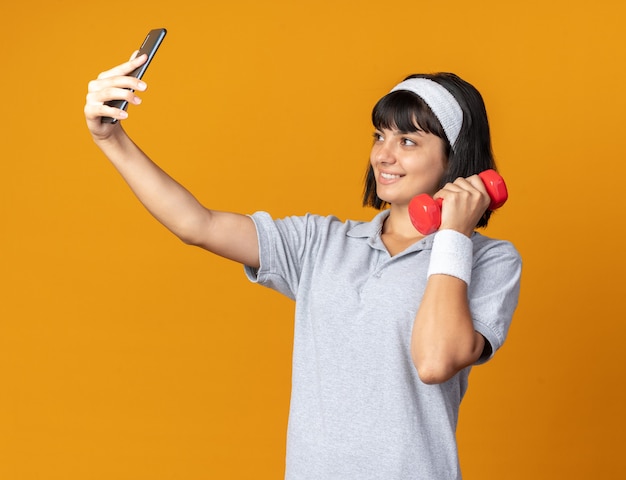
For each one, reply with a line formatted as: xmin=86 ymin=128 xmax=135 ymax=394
xmin=469 ymin=239 xmax=522 ymax=364
xmin=243 ymin=212 xmax=319 ymax=300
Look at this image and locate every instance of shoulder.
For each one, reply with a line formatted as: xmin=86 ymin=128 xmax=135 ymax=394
xmin=471 ymin=231 xmax=521 ymax=261
xmin=470 ymin=232 xmax=522 ymax=282
xmin=469 ymin=232 xmax=522 ymax=316
xmin=250 ymin=211 xmax=374 ymax=237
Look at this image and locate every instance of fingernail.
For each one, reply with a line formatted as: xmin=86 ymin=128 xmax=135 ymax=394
xmin=133 ymin=96 xmax=142 ymax=105
xmin=137 ymin=81 xmax=147 ymax=91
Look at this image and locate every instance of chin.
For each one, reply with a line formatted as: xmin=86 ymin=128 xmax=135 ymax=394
xmin=376 ymin=188 xmax=406 ymax=205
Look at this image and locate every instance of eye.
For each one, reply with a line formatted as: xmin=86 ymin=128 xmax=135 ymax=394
xmin=372 ymin=131 xmax=384 ymax=142
xmin=401 ymin=137 xmax=417 ymax=146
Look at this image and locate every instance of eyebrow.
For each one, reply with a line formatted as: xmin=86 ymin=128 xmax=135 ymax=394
xmin=376 ymin=126 xmax=426 ymax=137
xmin=397 ymin=128 xmax=425 ymax=136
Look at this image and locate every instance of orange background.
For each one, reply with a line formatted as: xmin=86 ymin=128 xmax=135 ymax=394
xmin=1 ymin=0 xmax=625 ymax=478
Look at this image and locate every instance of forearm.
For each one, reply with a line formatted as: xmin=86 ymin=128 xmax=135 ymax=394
xmin=410 ymin=228 xmax=484 ymax=384
xmin=94 ymin=128 xmax=212 ymax=246
xmin=411 ymin=274 xmax=484 ymax=384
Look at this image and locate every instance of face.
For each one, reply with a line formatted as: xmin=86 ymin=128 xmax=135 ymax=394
xmin=369 ymin=126 xmax=447 ymax=208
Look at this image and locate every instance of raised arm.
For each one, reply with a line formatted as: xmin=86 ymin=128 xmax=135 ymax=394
xmin=84 ymin=54 xmax=259 ymax=268
xmin=410 ymin=175 xmax=491 ymax=384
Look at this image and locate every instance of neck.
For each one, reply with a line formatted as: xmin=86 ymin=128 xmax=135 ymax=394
xmin=383 ymin=205 xmax=423 ymax=238
xmin=381 ymin=206 xmax=426 ymax=256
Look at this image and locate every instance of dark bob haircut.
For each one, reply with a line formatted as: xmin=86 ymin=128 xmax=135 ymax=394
xmin=363 ymin=72 xmax=497 ymax=228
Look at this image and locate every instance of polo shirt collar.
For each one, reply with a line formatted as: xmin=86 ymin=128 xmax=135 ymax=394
xmin=346 ymin=210 xmax=389 ymax=239
xmin=347 ymin=209 xmax=434 ymax=254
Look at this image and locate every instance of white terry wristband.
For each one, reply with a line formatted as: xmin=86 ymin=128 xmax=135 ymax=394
xmin=427 ymin=229 xmax=474 ymax=286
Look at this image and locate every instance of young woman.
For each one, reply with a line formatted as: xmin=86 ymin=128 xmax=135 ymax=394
xmin=84 ymin=55 xmax=521 ymax=479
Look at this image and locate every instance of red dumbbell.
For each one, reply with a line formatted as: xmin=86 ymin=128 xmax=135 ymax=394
xmin=408 ymin=169 xmax=508 ymax=235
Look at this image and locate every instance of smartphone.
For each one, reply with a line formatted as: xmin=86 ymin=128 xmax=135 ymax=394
xmin=101 ymin=28 xmax=167 ymax=124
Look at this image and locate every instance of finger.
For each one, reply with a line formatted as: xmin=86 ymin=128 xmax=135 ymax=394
xmin=88 ymin=70 xmax=147 ymax=91
xmin=435 ymin=180 xmax=482 ymax=209
xmin=84 ymin=101 xmax=129 ymax=122
xmin=87 ymin=76 xmax=148 ymax=93
xmin=441 ymin=177 xmax=487 ymax=201
xmin=462 ymin=175 xmax=488 ymax=196
xmin=96 ymin=53 xmax=148 ymax=81
xmin=86 ymin=86 xmax=142 ymax=109
xmin=449 ymin=177 xmax=491 ymax=212
xmin=450 ymin=177 xmax=476 ymax=191
xmin=435 ymin=180 xmax=466 ymax=199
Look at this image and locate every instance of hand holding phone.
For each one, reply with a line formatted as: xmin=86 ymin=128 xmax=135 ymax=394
xmin=101 ymin=28 xmax=167 ymax=124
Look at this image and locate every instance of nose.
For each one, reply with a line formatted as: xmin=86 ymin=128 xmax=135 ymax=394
xmin=373 ymin=140 xmax=395 ymax=165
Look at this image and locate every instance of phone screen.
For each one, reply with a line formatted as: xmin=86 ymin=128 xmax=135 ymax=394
xmin=102 ymin=28 xmax=167 ymax=124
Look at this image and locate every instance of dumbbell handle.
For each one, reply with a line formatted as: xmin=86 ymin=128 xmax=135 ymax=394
xmin=408 ymin=169 xmax=508 ymax=235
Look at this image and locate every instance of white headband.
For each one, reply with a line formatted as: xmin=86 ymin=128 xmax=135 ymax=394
xmin=390 ymin=78 xmax=463 ymax=149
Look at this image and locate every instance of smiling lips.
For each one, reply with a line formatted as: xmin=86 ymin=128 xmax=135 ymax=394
xmin=380 ymin=171 xmax=403 ymax=182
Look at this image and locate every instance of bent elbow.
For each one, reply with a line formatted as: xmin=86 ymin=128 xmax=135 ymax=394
xmin=174 ymin=214 xmax=212 ymax=248
xmin=415 ymin=360 xmax=457 ymax=385
xmin=175 ymin=229 xmax=199 ymax=247
xmin=412 ymin=347 xmax=476 ymax=384
xmin=412 ymin=334 xmax=485 ymax=384
xmin=179 ymin=232 xmax=201 ymax=247
xmin=412 ymin=344 xmax=457 ymax=384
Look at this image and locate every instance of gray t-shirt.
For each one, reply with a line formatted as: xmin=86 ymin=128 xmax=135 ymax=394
xmin=245 ymin=210 xmax=522 ymax=480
